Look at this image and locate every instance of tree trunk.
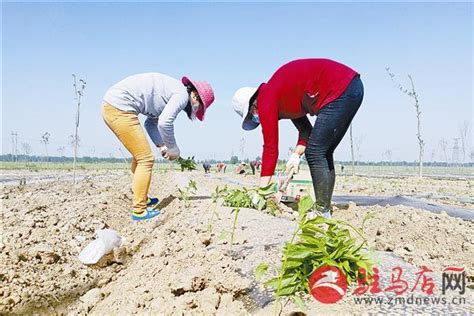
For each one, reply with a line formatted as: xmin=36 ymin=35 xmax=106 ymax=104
xmin=419 ymin=145 xmax=424 ymax=177
xmin=73 ymin=124 xmax=79 ymax=183
xmin=408 ymin=75 xmax=424 ymax=178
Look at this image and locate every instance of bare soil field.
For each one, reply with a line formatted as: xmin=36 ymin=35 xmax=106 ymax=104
xmin=1 ymin=169 xmax=472 ymax=314
xmin=336 ymin=174 xmax=473 ymax=208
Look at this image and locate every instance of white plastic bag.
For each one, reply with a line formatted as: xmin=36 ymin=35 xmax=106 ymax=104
xmin=78 ymin=229 xmax=123 ymax=265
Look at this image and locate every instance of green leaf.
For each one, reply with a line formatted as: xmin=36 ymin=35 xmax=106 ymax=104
xmin=341 ymin=260 xmax=350 ymax=272
xmin=298 ymin=195 xmax=314 ymax=217
xmin=189 ymin=180 xmax=197 ymax=191
xmin=255 ymin=263 xmax=269 ymax=280
xmin=287 ymin=248 xmax=312 ymax=260
xmin=299 ymin=233 xmax=322 ymax=246
xmin=276 ymin=283 xmax=299 ymax=296
xmin=217 ymin=230 xmax=229 ymax=241
xmin=265 ymin=273 xmax=296 ymax=290
xmin=362 ymin=211 xmax=376 ymax=230
xmin=285 ymin=259 xmax=304 ymax=268
xmin=301 ymin=224 xmax=327 ymax=236
xmin=303 ymin=216 xmax=330 ymax=226
xmin=256 ymin=197 xmax=266 ymax=211
xmin=258 ymin=183 xmax=276 ymax=196
xmin=291 ymin=295 xmax=306 ymax=310
xmin=264 ymin=277 xmax=280 ymax=289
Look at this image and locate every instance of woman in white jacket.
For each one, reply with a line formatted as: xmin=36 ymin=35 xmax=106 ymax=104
xmin=102 ymin=73 xmax=215 ymax=220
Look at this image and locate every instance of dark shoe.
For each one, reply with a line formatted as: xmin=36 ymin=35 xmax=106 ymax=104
xmin=147 ymin=197 xmax=160 ymax=206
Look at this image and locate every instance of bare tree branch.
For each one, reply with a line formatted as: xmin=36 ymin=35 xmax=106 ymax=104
xmin=386 ymin=68 xmax=424 ymax=177
xmin=459 ymin=121 xmax=471 ymax=163
xmin=72 ymin=74 xmax=86 ymax=183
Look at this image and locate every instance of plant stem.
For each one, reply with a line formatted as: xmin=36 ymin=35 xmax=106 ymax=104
xmin=276 ymin=220 xmax=302 ymax=296
xmin=208 ymin=203 xmax=218 ymax=233
xmin=230 ymin=208 xmax=240 ymax=247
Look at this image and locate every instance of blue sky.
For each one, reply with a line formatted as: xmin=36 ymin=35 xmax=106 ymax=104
xmin=2 ymin=2 xmax=472 ymax=162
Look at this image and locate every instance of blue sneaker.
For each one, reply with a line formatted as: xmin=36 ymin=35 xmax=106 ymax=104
xmin=147 ymin=197 xmax=160 ymax=206
xmin=131 ymin=208 xmax=161 ymax=221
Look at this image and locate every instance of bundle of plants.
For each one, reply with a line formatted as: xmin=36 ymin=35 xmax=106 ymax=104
xmin=257 ymin=196 xmax=375 ymax=305
xmin=177 ymin=156 xmax=197 ymax=172
xmin=222 ymin=184 xmax=279 ymax=214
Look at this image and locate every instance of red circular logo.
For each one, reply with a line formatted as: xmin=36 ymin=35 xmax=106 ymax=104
xmin=309 ymin=265 xmax=347 ymax=304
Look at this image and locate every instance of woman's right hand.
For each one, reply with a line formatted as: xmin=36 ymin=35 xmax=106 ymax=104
xmin=164 ymin=152 xmax=179 ymax=161
xmin=159 ymin=145 xmax=168 ymax=158
xmin=160 ymin=145 xmax=179 ymax=161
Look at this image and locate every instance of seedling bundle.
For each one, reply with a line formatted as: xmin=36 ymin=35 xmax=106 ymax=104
xmin=257 ymin=196 xmax=375 ymax=307
xmin=223 ymin=183 xmax=278 ymax=213
xmin=177 ymin=156 xmax=197 ymax=172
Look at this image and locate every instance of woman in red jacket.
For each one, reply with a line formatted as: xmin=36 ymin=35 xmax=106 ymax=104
xmin=233 ymin=59 xmax=363 ymax=218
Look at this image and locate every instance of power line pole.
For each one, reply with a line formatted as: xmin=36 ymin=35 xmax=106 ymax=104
xmin=11 ymin=132 xmax=14 ymax=161
xmin=239 ymin=138 xmax=245 ymax=161
xmin=11 ymin=132 xmax=18 ymax=162
xmin=452 ymin=138 xmax=460 ymax=166
xmin=15 ymin=133 xmax=18 ymax=161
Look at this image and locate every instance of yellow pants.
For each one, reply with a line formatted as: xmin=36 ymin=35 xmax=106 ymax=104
xmin=102 ymin=103 xmax=154 ymax=213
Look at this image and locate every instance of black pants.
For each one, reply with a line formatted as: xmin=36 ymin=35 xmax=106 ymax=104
xmin=305 ymin=76 xmax=364 ymax=212
xmin=250 ymin=164 xmax=255 ymax=175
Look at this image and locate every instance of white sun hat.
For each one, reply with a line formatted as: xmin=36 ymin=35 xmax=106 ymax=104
xmin=232 ymin=87 xmax=260 ymax=131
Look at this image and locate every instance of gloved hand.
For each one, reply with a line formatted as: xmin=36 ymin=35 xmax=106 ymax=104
xmin=159 ymin=145 xmax=168 ymax=158
xmin=164 ymin=152 xmax=179 ymax=161
xmin=161 ymin=146 xmax=179 ymax=161
xmin=286 ymin=152 xmax=301 ymax=174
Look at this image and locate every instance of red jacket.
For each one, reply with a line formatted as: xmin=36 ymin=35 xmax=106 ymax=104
xmin=257 ymin=59 xmax=358 ymax=177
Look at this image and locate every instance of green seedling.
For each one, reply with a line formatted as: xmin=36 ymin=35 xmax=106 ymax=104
xmin=178 ymin=179 xmax=197 ymax=208
xmin=207 ymin=185 xmax=228 ymax=233
xmin=255 ymin=262 xmax=269 ymax=281
xmin=223 ymin=187 xmax=253 ymax=208
xmin=230 ymin=208 xmax=241 ymax=247
xmin=215 ymin=184 xmax=280 ymax=248
xmin=177 ymin=156 xmax=197 ymax=172
xmin=257 ymin=195 xmax=374 ymax=308
xmin=222 ymin=184 xmax=281 ymax=246
xmin=222 ymin=189 xmax=250 ymax=248
xmin=217 ymin=230 xmax=229 ymax=241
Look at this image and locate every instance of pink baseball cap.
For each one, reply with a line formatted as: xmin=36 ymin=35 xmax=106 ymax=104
xmin=182 ymin=76 xmax=215 ymax=121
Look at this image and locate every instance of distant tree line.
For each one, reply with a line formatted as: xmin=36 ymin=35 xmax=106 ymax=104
xmin=2 ymin=154 xmax=472 ymax=167
xmin=336 ymin=160 xmax=473 ymax=167
xmin=1 ymin=154 xmax=126 ymax=164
